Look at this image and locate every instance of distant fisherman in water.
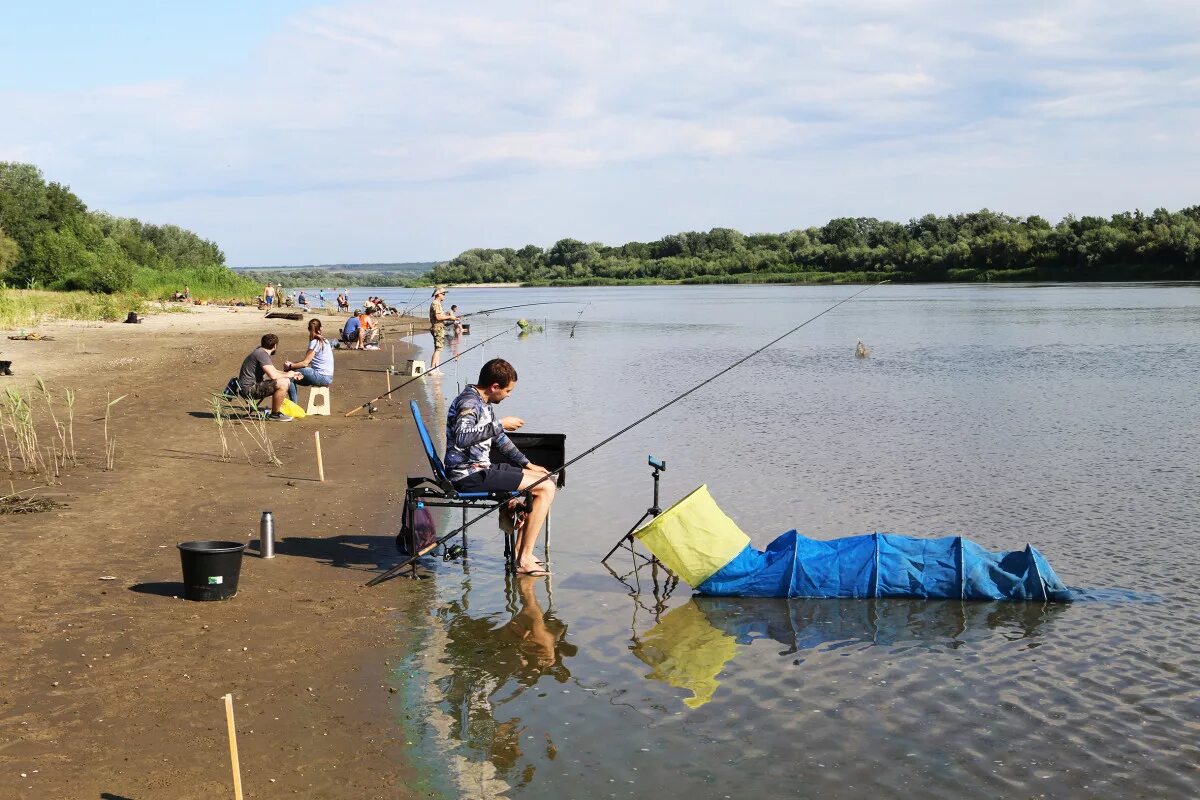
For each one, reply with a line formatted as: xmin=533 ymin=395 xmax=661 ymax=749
xmin=428 ymin=286 xmax=457 ymax=373
xmin=444 ymin=358 xmax=556 ymax=576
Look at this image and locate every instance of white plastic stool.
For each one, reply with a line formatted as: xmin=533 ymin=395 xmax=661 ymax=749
xmin=305 ymin=386 xmax=331 ymax=416
xmin=405 ymin=359 xmax=426 ymax=377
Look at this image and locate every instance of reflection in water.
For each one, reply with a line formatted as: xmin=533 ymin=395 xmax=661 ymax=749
xmin=635 ymin=596 xmax=1067 ymax=708
xmin=431 ymin=574 xmax=576 ymax=792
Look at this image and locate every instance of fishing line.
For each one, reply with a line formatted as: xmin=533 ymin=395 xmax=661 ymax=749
xmin=343 ymin=325 xmax=517 ymax=417
xmin=367 ymin=280 xmax=888 ymax=586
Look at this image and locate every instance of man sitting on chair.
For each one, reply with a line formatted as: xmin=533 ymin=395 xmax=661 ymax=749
xmin=444 ymin=358 xmax=556 ymax=576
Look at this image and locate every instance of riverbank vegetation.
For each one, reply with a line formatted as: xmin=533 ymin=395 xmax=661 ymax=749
xmin=427 ymin=207 xmax=1200 ymax=286
xmin=0 ymin=162 xmax=257 ymax=300
xmin=0 ymin=288 xmax=145 ymax=328
xmin=236 ymin=268 xmax=419 ymax=289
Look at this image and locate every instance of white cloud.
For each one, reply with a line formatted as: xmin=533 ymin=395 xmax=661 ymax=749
xmin=2 ymin=0 xmax=1198 ymax=263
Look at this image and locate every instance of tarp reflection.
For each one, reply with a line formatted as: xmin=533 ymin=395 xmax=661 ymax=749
xmin=632 ymin=596 xmax=1066 ymax=708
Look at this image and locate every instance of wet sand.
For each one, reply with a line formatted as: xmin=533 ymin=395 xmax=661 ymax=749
xmin=0 ymin=306 xmax=435 ymax=799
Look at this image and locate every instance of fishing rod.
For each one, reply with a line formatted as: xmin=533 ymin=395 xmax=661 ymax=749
xmin=343 ymin=324 xmax=517 ymax=417
xmin=366 ymin=280 xmax=889 ymax=587
xmin=397 ymin=287 xmax=420 ymax=315
xmin=569 ymin=302 xmax=591 ymax=337
xmin=461 ymin=302 xmax=581 ymax=318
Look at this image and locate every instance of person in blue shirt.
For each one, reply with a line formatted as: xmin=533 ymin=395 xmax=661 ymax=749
xmin=444 ymin=358 xmax=556 ymax=575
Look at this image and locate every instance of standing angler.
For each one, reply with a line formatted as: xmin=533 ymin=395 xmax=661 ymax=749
xmin=427 ymin=286 xmax=458 ymax=373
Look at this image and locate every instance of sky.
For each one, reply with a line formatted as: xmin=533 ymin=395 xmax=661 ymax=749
xmin=2 ymin=0 xmax=1199 ymax=266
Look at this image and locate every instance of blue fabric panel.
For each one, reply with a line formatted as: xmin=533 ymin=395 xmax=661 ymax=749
xmin=697 ymin=531 xmax=1071 ymax=602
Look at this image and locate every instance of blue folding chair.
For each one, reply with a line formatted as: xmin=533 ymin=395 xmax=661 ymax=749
xmin=401 ymin=400 xmax=525 ymax=570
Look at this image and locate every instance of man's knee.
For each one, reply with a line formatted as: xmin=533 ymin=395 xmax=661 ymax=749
xmin=274 ymin=378 xmax=289 ymax=390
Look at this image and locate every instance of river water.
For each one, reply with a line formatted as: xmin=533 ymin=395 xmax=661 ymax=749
xmin=359 ymin=283 xmax=1199 ymax=799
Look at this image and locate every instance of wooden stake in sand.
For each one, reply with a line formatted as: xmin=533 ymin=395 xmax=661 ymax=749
xmin=222 ymin=693 xmax=244 ymax=800
xmin=385 ymin=369 xmax=392 ymax=402
xmin=314 ymin=430 xmax=325 ymax=482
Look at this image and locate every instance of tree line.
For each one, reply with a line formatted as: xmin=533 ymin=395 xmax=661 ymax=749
xmin=236 ymin=268 xmax=417 ymax=289
xmin=0 ymin=162 xmax=234 ymax=294
xmin=426 ymin=207 xmax=1200 ymax=286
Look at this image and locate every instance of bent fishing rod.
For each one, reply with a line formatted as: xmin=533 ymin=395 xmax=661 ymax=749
xmin=366 ymin=280 xmax=888 ymax=587
xmin=343 ymin=325 xmax=517 ymax=417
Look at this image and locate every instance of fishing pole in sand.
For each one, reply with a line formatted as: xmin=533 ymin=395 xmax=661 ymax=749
xmin=343 ymin=325 xmax=517 ymax=417
xmin=366 ymin=280 xmax=890 ymax=587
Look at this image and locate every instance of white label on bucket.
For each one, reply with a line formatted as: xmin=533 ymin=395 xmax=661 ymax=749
xmin=208 ymin=576 xmax=224 ymax=585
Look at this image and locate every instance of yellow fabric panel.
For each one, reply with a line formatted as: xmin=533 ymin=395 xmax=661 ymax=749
xmin=634 ymin=485 xmax=750 ymax=586
xmin=632 ymin=601 xmax=739 ymax=708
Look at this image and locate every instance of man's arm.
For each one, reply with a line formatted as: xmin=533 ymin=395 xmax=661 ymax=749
xmin=262 ymin=362 xmax=298 ymax=381
xmin=492 ymin=431 xmax=531 ymax=469
xmin=449 ymin=404 xmax=505 ymax=450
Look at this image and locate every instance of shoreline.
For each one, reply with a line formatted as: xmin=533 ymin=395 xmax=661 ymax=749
xmin=0 ymin=305 xmax=438 ymax=798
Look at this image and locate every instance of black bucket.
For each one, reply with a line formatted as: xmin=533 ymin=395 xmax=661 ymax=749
xmin=177 ymin=541 xmax=247 ymax=601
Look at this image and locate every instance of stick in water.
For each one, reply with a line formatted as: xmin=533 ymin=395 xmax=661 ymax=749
xmin=223 ymin=693 xmax=244 ymax=800
xmin=314 ymin=430 xmax=325 ymax=483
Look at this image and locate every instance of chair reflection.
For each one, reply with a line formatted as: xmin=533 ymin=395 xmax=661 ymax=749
xmin=632 ymin=596 xmax=1068 ymax=708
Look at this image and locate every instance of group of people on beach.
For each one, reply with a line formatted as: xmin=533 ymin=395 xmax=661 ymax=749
xmin=234 ymin=318 xmax=334 ymax=422
xmin=235 ymin=284 xmax=556 ymax=574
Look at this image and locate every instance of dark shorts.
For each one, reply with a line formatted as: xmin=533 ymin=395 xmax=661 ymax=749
xmin=452 ymin=463 xmax=524 ymax=494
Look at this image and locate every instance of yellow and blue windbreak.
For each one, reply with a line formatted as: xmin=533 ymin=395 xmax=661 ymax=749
xmin=635 ymin=486 xmax=1072 ymax=602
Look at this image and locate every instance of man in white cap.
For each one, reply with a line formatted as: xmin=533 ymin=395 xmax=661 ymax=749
xmin=428 ymin=286 xmax=457 ymax=372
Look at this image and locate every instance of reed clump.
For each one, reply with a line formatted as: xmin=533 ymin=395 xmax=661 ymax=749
xmin=0 ymin=378 xmax=116 ymax=479
xmin=0 ymin=288 xmax=146 ymax=327
xmin=209 ymin=393 xmax=281 ymax=466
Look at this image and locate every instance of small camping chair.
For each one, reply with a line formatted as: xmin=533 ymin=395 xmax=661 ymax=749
xmin=402 ymin=400 xmax=525 ymax=571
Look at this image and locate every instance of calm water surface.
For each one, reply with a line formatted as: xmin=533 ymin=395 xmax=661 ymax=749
xmin=363 ymin=284 xmax=1199 ymax=799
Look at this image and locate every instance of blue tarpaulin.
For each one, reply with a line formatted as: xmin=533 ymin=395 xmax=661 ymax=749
xmin=634 ymin=486 xmax=1073 ymax=602
xmin=697 ymin=532 xmax=1072 ymax=602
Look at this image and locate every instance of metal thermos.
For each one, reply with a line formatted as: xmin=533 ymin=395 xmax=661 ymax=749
xmin=259 ymin=511 xmax=275 ymax=559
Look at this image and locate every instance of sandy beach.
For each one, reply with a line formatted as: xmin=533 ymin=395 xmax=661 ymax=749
xmin=0 ymin=306 xmax=437 ymax=799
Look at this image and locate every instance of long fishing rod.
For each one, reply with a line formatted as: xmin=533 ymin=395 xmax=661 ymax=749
xmin=569 ymin=302 xmax=591 ymax=337
xmin=366 ymin=280 xmax=888 ymax=587
xmin=343 ymin=324 xmax=517 ymax=417
xmin=397 ymin=287 xmax=420 ymax=315
xmin=461 ymin=302 xmax=580 ymax=318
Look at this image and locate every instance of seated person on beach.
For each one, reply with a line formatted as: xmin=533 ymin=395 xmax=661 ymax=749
xmin=444 ymin=358 xmax=556 ymax=576
xmin=356 ymin=310 xmax=380 ymax=348
xmin=341 ymin=313 xmax=361 ymax=345
xmin=336 ymin=291 xmax=349 ymax=311
xmin=237 ymin=333 xmax=302 ymax=422
xmin=297 ymin=291 xmax=308 ymax=307
xmin=340 ymin=312 xmax=379 ymax=348
xmin=284 ymin=318 xmax=334 ymax=402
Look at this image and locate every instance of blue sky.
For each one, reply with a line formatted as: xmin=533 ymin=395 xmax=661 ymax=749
xmin=2 ymin=0 xmax=1198 ymax=265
